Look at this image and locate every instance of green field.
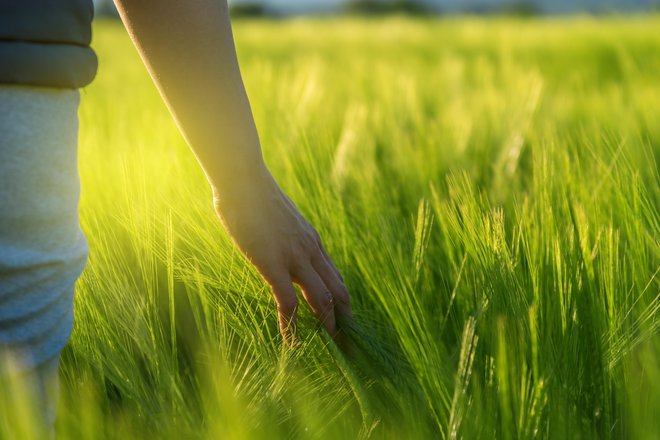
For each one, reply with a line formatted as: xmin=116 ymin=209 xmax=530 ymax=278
xmin=4 ymin=16 xmax=659 ymax=439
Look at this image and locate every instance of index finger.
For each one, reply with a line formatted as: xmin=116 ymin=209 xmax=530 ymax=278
xmin=267 ymin=273 xmax=299 ymax=346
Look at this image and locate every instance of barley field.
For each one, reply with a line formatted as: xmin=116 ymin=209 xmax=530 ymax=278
xmin=3 ymin=16 xmax=659 ymax=439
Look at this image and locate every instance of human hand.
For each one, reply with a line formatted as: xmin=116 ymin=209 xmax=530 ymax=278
xmin=114 ymin=0 xmax=352 ymax=343
xmin=212 ymin=165 xmax=352 ymax=344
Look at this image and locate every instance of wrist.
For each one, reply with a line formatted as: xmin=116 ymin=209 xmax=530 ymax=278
xmin=207 ymin=147 xmax=267 ymax=188
xmin=210 ymin=158 xmax=275 ymax=209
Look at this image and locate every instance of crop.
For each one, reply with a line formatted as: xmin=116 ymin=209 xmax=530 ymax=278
xmin=2 ymin=16 xmax=658 ymax=440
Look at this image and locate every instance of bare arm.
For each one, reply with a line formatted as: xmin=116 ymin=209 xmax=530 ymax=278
xmin=113 ymin=0 xmax=351 ymax=342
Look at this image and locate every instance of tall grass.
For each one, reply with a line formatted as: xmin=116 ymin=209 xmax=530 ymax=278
xmin=4 ymin=16 xmax=659 ymax=439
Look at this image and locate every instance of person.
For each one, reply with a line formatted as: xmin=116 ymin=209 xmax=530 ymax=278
xmin=0 ymin=0 xmax=352 ymax=431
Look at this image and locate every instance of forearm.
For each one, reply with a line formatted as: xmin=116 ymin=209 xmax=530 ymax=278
xmin=113 ymin=0 xmax=264 ymax=190
xmin=113 ymin=0 xmax=353 ymax=340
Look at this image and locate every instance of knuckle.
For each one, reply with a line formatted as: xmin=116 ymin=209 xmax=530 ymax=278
xmin=277 ymin=296 xmax=299 ymax=314
xmin=303 ymin=236 xmax=319 ymax=254
xmin=335 ymin=289 xmax=351 ymax=306
xmin=300 ymin=227 xmax=321 ymax=251
xmin=292 ymin=239 xmax=306 ymax=253
xmin=317 ymin=291 xmax=333 ymax=310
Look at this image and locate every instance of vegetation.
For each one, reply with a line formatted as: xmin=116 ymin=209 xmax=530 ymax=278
xmin=344 ymin=0 xmax=432 ymax=15
xmin=3 ymin=16 xmax=659 ymax=439
xmin=229 ymin=2 xmax=268 ymax=18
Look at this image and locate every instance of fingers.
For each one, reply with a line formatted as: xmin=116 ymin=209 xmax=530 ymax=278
xmin=320 ymin=245 xmax=345 ymax=284
xmin=293 ymin=264 xmax=337 ymax=336
xmin=268 ymin=273 xmax=299 ymax=345
xmin=313 ymin=248 xmax=352 ymax=319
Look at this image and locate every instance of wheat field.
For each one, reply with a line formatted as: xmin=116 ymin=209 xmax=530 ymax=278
xmin=2 ymin=16 xmax=658 ymax=439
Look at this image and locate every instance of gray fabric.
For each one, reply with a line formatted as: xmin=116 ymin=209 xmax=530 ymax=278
xmin=0 ymin=0 xmax=98 ymax=89
xmin=0 ymin=41 xmax=97 ymax=89
xmin=0 ymin=85 xmax=88 ymax=370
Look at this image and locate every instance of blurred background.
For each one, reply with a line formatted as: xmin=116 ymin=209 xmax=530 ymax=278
xmin=94 ymin=0 xmax=659 ymax=17
xmin=29 ymin=1 xmax=655 ymax=440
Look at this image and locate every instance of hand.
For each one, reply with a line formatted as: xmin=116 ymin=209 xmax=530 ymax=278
xmin=212 ymin=165 xmax=352 ymax=344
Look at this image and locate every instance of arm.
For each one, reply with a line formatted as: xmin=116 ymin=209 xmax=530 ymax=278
xmin=113 ymin=0 xmax=351 ymax=342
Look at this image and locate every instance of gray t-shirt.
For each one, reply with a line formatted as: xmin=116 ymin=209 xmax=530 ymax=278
xmin=0 ymin=0 xmax=98 ymax=89
xmin=0 ymin=85 xmax=88 ymax=369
